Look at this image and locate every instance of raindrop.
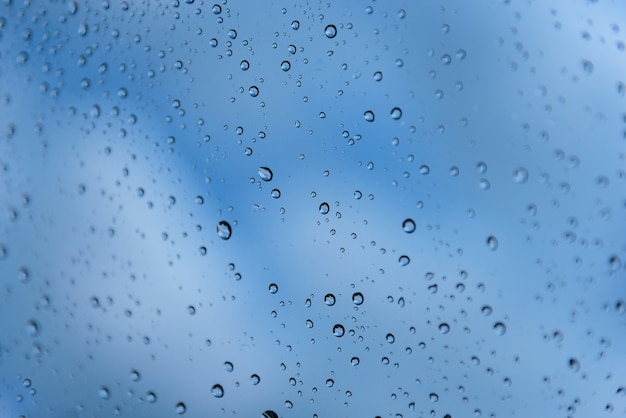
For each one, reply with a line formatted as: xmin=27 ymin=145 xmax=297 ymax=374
xmin=439 ymin=323 xmax=450 ymax=334
xmin=175 ymin=402 xmax=187 ymax=414
xmin=291 ymin=20 xmax=300 ymax=30
xmin=146 ymin=392 xmax=157 ymax=403
xmin=262 ymin=411 xmax=279 ymax=418
xmin=486 ymin=236 xmax=498 ymax=251
xmin=217 ymin=221 xmax=232 ymax=240
xmin=352 ymin=292 xmax=364 ymax=305
xmin=333 ymin=324 xmax=345 ymax=337
xmin=130 ymin=370 xmax=141 ymax=382
xmin=258 ymin=166 xmax=273 ymax=181
xmin=324 ymin=293 xmax=336 ymax=306
xmin=324 ymin=24 xmax=337 ymax=38
xmin=319 ymin=202 xmax=330 ymax=215
xmin=187 ymin=305 xmax=196 ymax=315
xmin=271 ymin=189 xmax=281 ymax=199
xmin=402 ymin=218 xmax=416 ymax=233
xmin=481 ymin=305 xmax=493 ymax=316
xmin=363 ymin=110 xmax=375 ymax=122
xmin=493 ymin=322 xmax=507 ymax=336
xmin=224 ymin=362 xmax=234 ymax=372
xmin=98 ymin=386 xmax=111 ymax=399
xmin=212 ymin=4 xmax=221 ymax=14
xmin=568 ymin=357 xmax=581 ymax=372
xmin=398 ymin=255 xmax=410 ymax=266
xmin=582 ymin=59 xmax=594 ymax=74
xmin=250 ymin=374 xmax=260 ymax=385
xmin=26 ymin=320 xmax=39 ymax=337
xmin=249 ymin=86 xmax=259 ymax=97
xmin=386 ymin=333 xmax=395 ymax=343
xmin=268 ymin=283 xmax=278 ymax=294
xmin=390 ymin=107 xmax=403 ymax=120
xmin=373 ymin=71 xmax=383 ymax=81
xmin=326 ymin=379 xmax=334 ymax=387
xmin=240 ymin=60 xmax=250 ymax=71
xmin=513 ymin=167 xmax=529 ymax=184
xmin=429 ymin=393 xmax=439 ymax=403
xmin=351 ymin=357 xmax=360 ymax=366
xmin=211 ymin=384 xmax=224 ymax=398
xmin=228 ymin=29 xmax=237 ymax=39
xmin=280 ymin=61 xmax=291 ymax=71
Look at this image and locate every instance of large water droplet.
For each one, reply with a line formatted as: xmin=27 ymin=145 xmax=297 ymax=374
xmin=211 ymin=384 xmax=224 ymax=398
xmin=217 ymin=221 xmax=232 ymax=240
xmin=363 ymin=110 xmax=375 ymax=122
xmin=333 ymin=324 xmax=345 ymax=337
xmin=268 ymin=283 xmax=278 ymax=294
xmin=439 ymin=323 xmax=450 ymax=334
xmin=240 ymin=60 xmax=250 ymax=71
xmin=429 ymin=393 xmax=439 ymax=402
xmin=324 ymin=24 xmax=337 ymax=38
xmin=249 ymin=86 xmax=259 ymax=97
xmin=324 ymin=293 xmax=336 ymax=306
xmin=386 ymin=333 xmax=395 ymax=343
xmin=280 ymin=61 xmax=291 ymax=71
xmin=263 ymin=411 xmax=279 ymax=418
xmin=250 ymin=374 xmax=260 ymax=385
xmin=398 ymin=255 xmax=410 ymax=266
xmin=258 ymin=166 xmax=273 ymax=181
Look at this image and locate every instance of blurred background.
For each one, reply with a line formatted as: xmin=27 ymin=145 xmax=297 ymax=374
xmin=0 ymin=0 xmax=625 ymax=417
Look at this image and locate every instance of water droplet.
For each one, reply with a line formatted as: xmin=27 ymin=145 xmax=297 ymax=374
xmin=291 ymin=20 xmax=300 ymax=30
xmin=130 ymin=370 xmax=141 ymax=382
xmin=175 ymin=402 xmax=187 ymax=414
xmin=402 ymin=218 xmax=416 ymax=233
xmin=99 ymin=386 xmax=110 ymax=399
xmin=280 ymin=60 xmax=291 ymax=71
xmin=240 ymin=60 xmax=250 ymax=71
xmin=212 ymin=4 xmax=221 ymax=14
xmin=609 ymin=255 xmax=622 ymax=271
xmin=224 ymin=362 xmax=234 ymax=372
xmin=351 ymin=357 xmax=360 ymax=366
xmin=250 ymin=374 xmax=260 ymax=385
xmin=582 ymin=59 xmax=594 ymax=74
xmin=439 ymin=323 xmax=450 ymax=334
xmin=390 ymin=107 xmax=402 ymax=120
xmin=486 ymin=236 xmax=499 ymax=251
xmin=228 ymin=29 xmax=237 ymax=39
xmin=268 ymin=283 xmax=278 ymax=294
xmin=319 ymin=202 xmax=330 ymax=215
xmin=333 ymin=324 xmax=345 ymax=337
xmin=326 ymin=378 xmax=334 ymax=387
xmin=429 ymin=393 xmax=439 ymax=402
xmin=26 ymin=319 xmax=39 ymax=337
xmin=324 ymin=293 xmax=336 ymax=306
xmin=146 ymin=392 xmax=157 ymax=403
xmin=249 ymin=86 xmax=259 ymax=97
xmin=262 ymin=411 xmax=279 ymax=418
xmin=211 ymin=384 xmax=224 ymax=398
xmin=271 ymin=189 xmax=281 ymax=199
xmin=493 ymin=321 xmax=507 ymax=336
xmin=258 ymin=166 xmax=273 ymax=181
xmin=363 ymin=110 xmax=375 ymax=122
xmin=398 ymin=255 xmax=410 ymax=266
xmin=373 ymin=71 xmax=383 ymax=81
xmin=386 ymin=333 xmax=395 ymax=343
xmin=513 ymin=167 xmax=529 ymax=184
xmin=481 ymin=305 xmax=493 ymax=316
xmin=217 ymin=221 xmax=232 ymax=240
xmin=568 ymin=357 xmax=581 ymax=372
xmin=352 ymin=292 xmax=364 ymax=305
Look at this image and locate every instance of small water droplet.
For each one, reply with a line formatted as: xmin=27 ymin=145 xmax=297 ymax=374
xmin=258 ymin=166 xmax=273 ymax=181
xmin=363 ymin=110 xmax=375 ymax=122
xmin=429 ymin=393 xmax=439 ymax=403
xmin=291 ymin=20 xmax=300 ymax=30
xmin=326 ymin=378 xmax=334 ymax=387
xmin=481 ymin=305 xmax=493 ymax=316
xmin=582 ymin=59 xmax=594 ymax=74
xmin=324 ymin=293 xmax=336 ymax=306
xmin=26 ymin=319 xmax=39 ymax=337
xmin=262 ymin=411 xmax=279 ymax=418
xmin=439 ymin=323 xmax=450 ymax=334
xmin=333 ymin=324 xmax=345 ymax=337
xmin=224 ymin=362 xmax=234 ymax=372
xmin=351 ymin=357 xmax=360 ymax=366
xmin=352 ymin=292 xmax=364 ymax=305
xmin=240 ymin=60 xmax=250 ymax=71
xmin=130 ymin=370 xmax=141 ymax=382
xmin=568 ymin=357 xmax=581 ymax=372
xmin=324 ymin=24 xmax=337 ymax=38
xmin=146 ymin=391 xmax=157 ymax=403
xmin=268 ymin=283 xmax=278 ymax=294
xmin=398 ymin=255 xmax=410 ymax=266
xmin=373 ymin=71 xmax=383 ymax=81
xmin=386 ymin=333 xmax=395 ymax=343
xmin=280 ymin=60 xmax=291 ymax=71
xmin=319 ymin=202 xmax=330 ymax=215
xmin=513 ymin=167 xmax=529 ymax=184
xmin=98 ymin=386 xmax=111 ymax=400
xmin=250 ymin=374 xmax=260 ymax=385
xmin=390 ymin=107 xmax=402 ymax=120
xmin=211 ymin=384 xmax=224 ymax=398
xmin=493 ymin=321 xmax=507 ymax=336
xmin=487 ymin=236 xmax=499 ymax=251
xmin=217 ymin=221 xmax=232 ymax=240
xmin=249 ymin=86 xmax=259 ymax=97
xmin=402 ymin=218 xmax=416 ymax=233
xmin=175 ymin=402 xmax=186 ymax=414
